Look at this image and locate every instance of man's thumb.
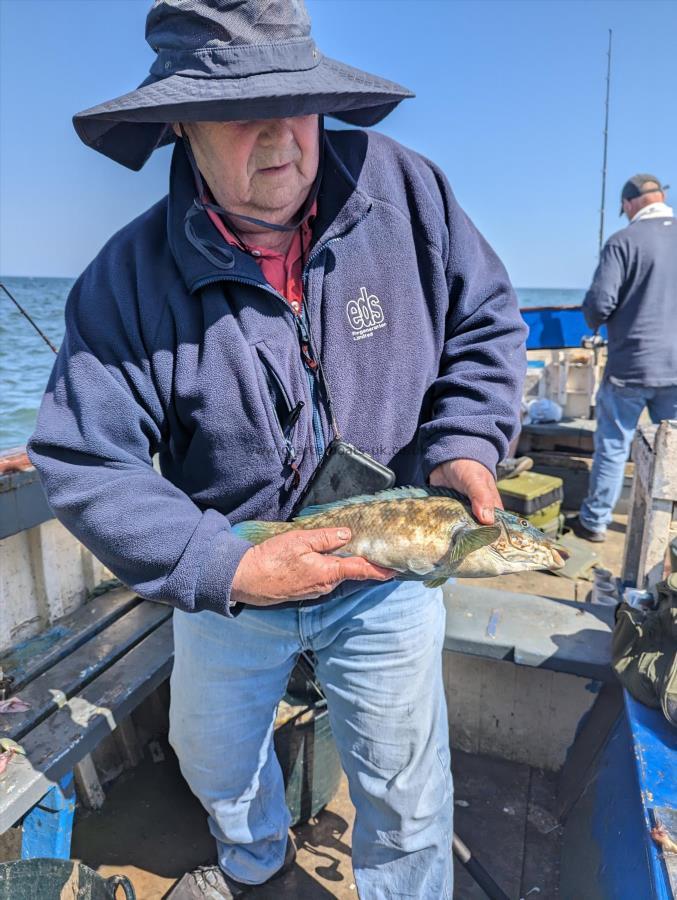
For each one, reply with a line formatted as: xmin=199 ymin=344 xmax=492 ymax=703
xmin=302 ymin=527 xmax=352 ymax=554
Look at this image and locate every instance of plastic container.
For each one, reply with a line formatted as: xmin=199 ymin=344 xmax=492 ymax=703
xmin=537 ymin=513 xmax=564 ymax=540
xmin=623 ymin=587 xmax=656 ymax=611
xmin=525 ymin=360 xmax=547 ymax=399
xmin=564 ymin=390 xmax=592 ymax=419
xmin=524 ymin=499 xmax=563 ymax=530
xmin=566 ymin=362 xmax=595 ymax=394
xmin=497 ymin=471 xmax=564 ymax=515
xmin=591 ymin=568 xmax=620 ymax=606
xmin=0 ymin=860 xmax=134 ymax=899
xmin=274 ymin=689 xmax=342 ymax=827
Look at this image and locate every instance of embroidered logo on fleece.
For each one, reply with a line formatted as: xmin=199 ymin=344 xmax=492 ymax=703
xmin=346 ymin=287 xmax=386 ymax=341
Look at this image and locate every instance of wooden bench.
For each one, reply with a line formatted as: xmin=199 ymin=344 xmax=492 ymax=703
xmin=0 ymin=587 xmax=173 ymax=858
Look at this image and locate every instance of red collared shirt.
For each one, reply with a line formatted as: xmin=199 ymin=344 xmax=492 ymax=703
xmin=204 ymin=200 xmax=316 ymax=315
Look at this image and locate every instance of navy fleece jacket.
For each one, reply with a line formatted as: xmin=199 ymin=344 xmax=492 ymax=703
xmin=582 ymin=214 xmax=677 ymax=386
xmin=28 ymin=129 xmax=527 ymax=616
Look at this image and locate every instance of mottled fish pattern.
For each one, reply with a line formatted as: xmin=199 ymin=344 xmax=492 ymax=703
xmin=233 ymin=486 xmax=568 ymax=586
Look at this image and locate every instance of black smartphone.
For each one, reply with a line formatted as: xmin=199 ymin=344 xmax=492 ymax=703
xmin=290 ymin=439 xmax=395 ymax=517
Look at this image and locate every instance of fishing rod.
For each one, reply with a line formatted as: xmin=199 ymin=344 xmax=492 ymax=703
xmin=0 ymin=282 xmax=58 ymax=355
xmin=598 ymin=29 xmax=613 ymax=256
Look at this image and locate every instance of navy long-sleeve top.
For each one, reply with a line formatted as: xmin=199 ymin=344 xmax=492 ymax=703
xmin=583 ymin=212 xmax=677 ymax=386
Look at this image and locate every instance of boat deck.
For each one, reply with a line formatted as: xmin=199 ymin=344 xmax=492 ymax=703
xmin=65 ymin=517 xmax=625 ymax=900
xmin=65 ymin=738 xmax=561 ymax=900
xmin=0 ymin=519 xmax=627 ymax=898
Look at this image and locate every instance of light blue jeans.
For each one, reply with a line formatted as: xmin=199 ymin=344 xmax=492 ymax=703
xmin=169 ymin=580 xmax=453 ymax=899
xmin=581 ymin=379 xmax=677 ymax=533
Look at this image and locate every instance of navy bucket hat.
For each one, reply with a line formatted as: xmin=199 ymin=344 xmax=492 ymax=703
xmin=73 ymin=0 xmax=414 ymax=171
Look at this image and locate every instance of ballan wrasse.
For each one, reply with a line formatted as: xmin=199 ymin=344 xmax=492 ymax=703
xmin=233 ymin=486 xmax=568 ymax=586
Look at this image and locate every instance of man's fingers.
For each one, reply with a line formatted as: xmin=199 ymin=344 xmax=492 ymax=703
xmin=298 ymin=527 xmax=352 ymax=554
xmin=333 ymin=556 xmax=396 ymax=583
xmin=431 ymin=458 xmax=504 ymax=526
xmin=471 ymin=484 xmax=503 ymax=525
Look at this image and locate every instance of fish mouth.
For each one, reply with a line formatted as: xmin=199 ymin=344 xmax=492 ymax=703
xmin=550 ymin=545 xmax=570 ymax=568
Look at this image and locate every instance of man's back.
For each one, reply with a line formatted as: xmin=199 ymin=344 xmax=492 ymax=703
xmin=583 ymin=212 xmax=677 ymax=386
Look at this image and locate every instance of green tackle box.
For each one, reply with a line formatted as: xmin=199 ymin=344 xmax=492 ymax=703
xmin=524 ymin=499 xmax=563 ymax=530
xmin=497 ymin=471 xmax=564 ymax=515
xmin=539 ymin=512 xmax=565 ymax=540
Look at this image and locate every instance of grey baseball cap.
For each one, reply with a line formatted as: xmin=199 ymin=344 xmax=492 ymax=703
xmin=620 ymin=174 xmax=668 ymax=215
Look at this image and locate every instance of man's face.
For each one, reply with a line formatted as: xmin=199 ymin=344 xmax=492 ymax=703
xmin=177 ymin=116 xmax=320 ymax=225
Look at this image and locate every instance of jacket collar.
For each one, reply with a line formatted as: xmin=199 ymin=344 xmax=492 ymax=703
xmin=630 ymin=201 xmax=674 ymax=224
xmin=167 ymin=133 xmax=372 ymax=294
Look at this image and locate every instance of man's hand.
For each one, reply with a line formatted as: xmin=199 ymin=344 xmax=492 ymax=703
xmin=231 ymin=527 xmax=395 ymax=607
xmin=429 ymin=458 xmax=503 ymax=525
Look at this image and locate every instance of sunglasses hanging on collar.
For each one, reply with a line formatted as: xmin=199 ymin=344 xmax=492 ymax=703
xmin=180 ymin=119 xmax=324 ymax=268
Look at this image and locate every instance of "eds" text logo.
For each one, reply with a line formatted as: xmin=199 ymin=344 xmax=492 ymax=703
xmin=346 ymin=287 xmax=386 ymax=341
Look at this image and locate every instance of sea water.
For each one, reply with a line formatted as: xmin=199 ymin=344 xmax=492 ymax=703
xmin=0 ymin=276 xmax=585 ymax=451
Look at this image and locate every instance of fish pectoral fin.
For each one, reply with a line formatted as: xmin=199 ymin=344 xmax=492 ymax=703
xmin=406 ymin=558 xmax=436 ymax=576
xmin=423 ymin=577 xmax=449 ymax=589
xmin=448 ymin=525 xmax=501 ymax=563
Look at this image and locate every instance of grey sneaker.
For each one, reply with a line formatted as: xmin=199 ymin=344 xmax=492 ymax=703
xmin=569 ymin=516 xmax=606 ymax=543
xmin=168 ymin=834 xmax=297 ymax=899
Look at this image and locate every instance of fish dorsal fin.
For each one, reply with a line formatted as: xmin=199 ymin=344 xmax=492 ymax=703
xmin=448 ymin=524 xmax=502 ymax=563
xmin=294 ymin=485 xmax=468 ymax=520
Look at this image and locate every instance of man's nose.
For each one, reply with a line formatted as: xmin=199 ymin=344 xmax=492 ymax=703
xmin=258 ymin=118 xmax=296 ymax=147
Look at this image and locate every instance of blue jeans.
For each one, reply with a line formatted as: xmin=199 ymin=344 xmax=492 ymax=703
xmin=581 ymin=379 xmax=677 ymax=533
xmin=169 ymin=580 xmax=453 ymax=899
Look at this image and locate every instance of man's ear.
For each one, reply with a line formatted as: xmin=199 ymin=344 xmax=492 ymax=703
xmin=171 ymin=123 xmax=182 ymax=138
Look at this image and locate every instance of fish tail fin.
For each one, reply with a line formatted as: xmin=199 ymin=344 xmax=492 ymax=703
xmin=231 ymin=520 xmax=293 ymax=544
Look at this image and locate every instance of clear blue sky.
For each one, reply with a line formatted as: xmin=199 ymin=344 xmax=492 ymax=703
xmin=1 ymin=0 xmax=675 ymax=287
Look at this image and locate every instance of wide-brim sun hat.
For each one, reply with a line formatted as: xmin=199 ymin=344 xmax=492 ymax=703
xmin=74 ymin=0 xmax=414 ymax=171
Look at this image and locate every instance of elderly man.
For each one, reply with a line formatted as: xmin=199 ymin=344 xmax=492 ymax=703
xmin=574 ymin=174 xmax=677 ymax=543
xmin=29 ymin=2 xmax=526 ymax=897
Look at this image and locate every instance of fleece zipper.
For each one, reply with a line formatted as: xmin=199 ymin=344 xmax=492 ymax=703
xmin=193 ymin=272 xmax=327 ymax=467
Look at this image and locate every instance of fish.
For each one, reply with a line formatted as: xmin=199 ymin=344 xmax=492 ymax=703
xmin=232 ymin=486 xmax=569 ymax=586
xmin=0 ymin=750 xmax=14 ymax=776
xmin=0 ymin=697 xmax=30 ymax=714
xmin=651 ymin=823 xmax=677 ymax=856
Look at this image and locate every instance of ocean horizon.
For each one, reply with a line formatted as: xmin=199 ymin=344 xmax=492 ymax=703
xmin=0 ymin=275 xmax=586 ymax=451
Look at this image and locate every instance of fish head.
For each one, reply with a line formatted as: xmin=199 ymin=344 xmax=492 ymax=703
xmin=490 ymin=509 xmax=569 ymax=573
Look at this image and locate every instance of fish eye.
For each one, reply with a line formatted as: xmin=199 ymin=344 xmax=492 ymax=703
xmin=520 ymin=519 xmax=529 ymax=527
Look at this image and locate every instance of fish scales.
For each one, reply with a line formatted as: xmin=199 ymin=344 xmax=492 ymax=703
xmin=293 ymin=497 xmax=464 ymax=571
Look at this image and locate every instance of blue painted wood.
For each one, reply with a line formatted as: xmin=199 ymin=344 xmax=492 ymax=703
xmin=0 ymin=621 xmax=173 ymax=834
xmin=624 ymin=693 xmax=677 ymax=897
xmin=521 ymin=306 xmax=607 ymax=350
xmin=560 ymin=692 xmax=676 ymax=899
xmin=21 ymin=772 xmax=75 ymax=860
xmin=0 ymin=469 xmax=53 ymax=540
xmin=0 ymin=589 xmax=138 ymax=693
xmin=1 ymin=601 xmax=172 ymax=743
